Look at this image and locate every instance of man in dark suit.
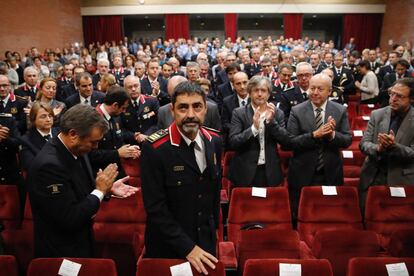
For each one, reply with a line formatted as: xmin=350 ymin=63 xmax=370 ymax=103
xmin=141 ymin=81 xmax=221 ymax=274
xmin=280 ymin=62 xmax=313 ymax=122
xmin=287 ymin=74 xmax=352 ymax=219
xmin=0 ymin=113 xmax=21 ymax=186
xmin=0 ymin=75 xmax=27 ymax=134
xmin=216 ymin=53 xmax=237 ymax=86
xmin=368 ymin=49 xmax=382 ymax=75
xmin=92 ymin=59 xmax=110 ymax=90
xmin=110 ymin=56 xmax=130 ymax=87
xmin=244 ymin=48 xmax=262 ymax=79
xmin=377 ymin=51 xmax=399 ymax=86
xmin=221 ymin=72 xmax=249 ymax=149
xmin=64 ymin=72 xmax=105 ymax=110
xmin=216 ymin=63 xmax=240 ymax=110
xmin=321 ymin=52 xmax=334 ymax=69
xmin=90 ymin=86 xmax=140 ymax=177
xmin=56 ymin=63 xmax=74 ymax=102
xmin=14 ymin=66 xmax=39 ymax=101
xmin=59 ymin=66 xmax=86 ymax=102
xmin=121 ymin=75 xmax=159 ymax=143
xmin=28 ymin=104 xmax=137 ymax=258
xmin=359 ymin=78 xmax=414 ymax=210
xmin=310 ymin=53 xmax=326 ymax=75
xmin=229 ymin=76 xmax=291 ymax=187
xmin=140 ymin=59 xmax=169 ymax=106
xmin=379 ymin=59 xmax=412 ymax=107
xmin=270 ymin=63 xmax=295 ymax=105
xmin=331 ymin=53 xmax=355 ymax=102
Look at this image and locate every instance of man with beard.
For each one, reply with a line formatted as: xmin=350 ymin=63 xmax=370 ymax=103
xmin=141 ymin=81 xmax=221 ymax=275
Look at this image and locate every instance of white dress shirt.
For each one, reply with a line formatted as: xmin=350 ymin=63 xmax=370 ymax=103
xmin=80 ymin=94 xmax=92 ymax=105
xmin=178 ymin=129 xmax=207 ymax=172
xmin=250 ymin=105 xmax=266 ymax=165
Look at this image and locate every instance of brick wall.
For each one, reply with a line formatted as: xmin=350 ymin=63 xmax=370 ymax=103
xmin=0 ymin=0 xmax=83 ymax=57
xmin=380 ymin=0 xmax=414 ymax=50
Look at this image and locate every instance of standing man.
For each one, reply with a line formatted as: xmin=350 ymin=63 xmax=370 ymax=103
xmin=331 ymin=53 xmax=355 ymax=102
xmin=287 ymin=74 xmax=352 ymax=218
xmin=229 ymin=76 xmax=291 ymax=187
xmin=360 ymin=78 xmax=414 ymax=209
xmin=64 ymin=72 xmax=105 ymax=109
xmin=271 ymin=63 xmax=295 ymax=105
xmin=141 ymin=59 xmax=169 ymax=106
xmin=111 ymin=56 xmax=130 ymax=87
xmin=93 ymin=59 xmax=110 ymax=90
xmin=28 ymin=104 xmax=137 ymax=258
xmin=141 ymin=81 xmax=221 ymax=275
xmin=14 ymin=67 xmax=39 ymax=101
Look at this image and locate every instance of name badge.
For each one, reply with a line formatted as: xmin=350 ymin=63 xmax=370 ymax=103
xmin=173 ymin=165 xmax=185 ymax=172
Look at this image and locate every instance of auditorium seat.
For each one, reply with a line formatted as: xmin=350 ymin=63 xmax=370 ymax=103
xmin=358 ymin=104 xmax=377 ymax=116
xmin=349 ymin=130 xmax=364 ymax=150
xmin=312 ymin=229 xmax=380 ymax=276
xmin=0 ymin=185 xmax=21 ymax=229
xmin=346 ymin=102 xmax=358 ymax=122
xmin=222 ymin=151 xmax=235 ymax=194
xmin=1 ymin=196 xmax=34 ymax=273
xmin=243 ymin=258 xmax=333 ymax=276
xmin=278 ymin=145 xmax=292 ymax=177
xmin=223 ymin=187 xmax=297 ymax=272
xmin=121 ymin=158 xmax=141 ymax=187
xmin=351 ymin=116 xmax=370 ymax=131
xmin=298 ymin=186 xmax=363 ymax=248
xmin=93 ymin=189 xmax=146 ymax=276
xmin=136 ymin=258 xmax=225 ymax=276
xmin=27 ymin=258 xmax=118 ymax=276
xmin=388 ymin=229 xmax=414 ymax=257
xmin=0 ymin=255 xmax=18 ymax=276
xmin=365 ymin=186 xmax=414 ymax=249
xmin=347 ymin=257 xmax=414 ymax=276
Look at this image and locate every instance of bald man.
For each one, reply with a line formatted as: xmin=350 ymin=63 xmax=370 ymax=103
xmin=287 ymin=74 xmax=352 ymax=220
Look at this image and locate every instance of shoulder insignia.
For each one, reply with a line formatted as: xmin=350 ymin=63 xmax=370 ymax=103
xmin=146 ymin=129 xmax=169 ymax=143
xmin=202 ymin=126 xmax=221 ymax=137
xmin=0 ymin=113 xmax=12 ymax=118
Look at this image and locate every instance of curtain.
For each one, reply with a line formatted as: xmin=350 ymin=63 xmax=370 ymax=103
xmin=342 ymin=14 xmax=383 ymax=51
xmin=224 ymin=14 xmax=238 ymax=41
xmin=165 ymin=14 xmax=189 ymax=40
xmin=283 ymin=14 xmax=303 ymax=39
xmin=82 ymin=16 xmax=123 ymax=46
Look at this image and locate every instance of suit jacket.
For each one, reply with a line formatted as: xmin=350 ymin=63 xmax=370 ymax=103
xmin=377 ymin=64 xmax=394 ymax=86
xmin=312 ymin=63 xmax=326 ymax=75
xmin=279 ymin=86 xmax=307 ymax=123
xmin=270 ymin=79 xmax=295 ymax=105
xmin=140 ymin=77 xmax=170 ymax=106
xmin=92 ymin=74 xmax=101 ymax=90
xmin=110 ymin=67 xmax=130 ymax=86
xmin=157 ymin=100 xmax=221 ymax=131
xmin=215 ymin=70 xmax=228 ymax=87
xmin=19 ymin=127 xmax=59 ymax=170
xmin=28 ymin=138 xmax=99 ymax=258
xmin=287 ymin=100 xmax=352 ymax=190
xmin=56 ymin=77 xmax=74 ymax=102
xmin=57 ymin=83 xmax=77 ymax=102
xmin=244 ymin=61 xmax=261 ymax=79
xmin=0 ymin=114 xmax=21 ymax=185
xmin=360 ymin=106 xmax=414 ymax=190
xmin=228 ymin=104 xmax=290 ymax=187
xmin=331 ymin=66 xmax=355 ymax=95
xmin=121 ymin=95 xmax=159 ymax=136
xmin=379 ymin=73 xmax=412 ymax=107
xmin=2 ymin=93 xmax=27 ymax=134
xmin=14 ymin=84 xmax=39 ymax=102
xmin=369 ymin=61 xmax=382 ymax=75
xmin=216 ymin=82 xmax=234 ymax=111
xmin=141 ymin=123 xmax=222 ymax=258
xmin=64 ymin=91 xmax=105 ymax=110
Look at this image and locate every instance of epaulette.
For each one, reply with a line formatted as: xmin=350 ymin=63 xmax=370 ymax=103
xmin=0 ymin=113 xmax=12 ymax=118
xmin=146 ymin=129 xmax=169 ymax=143
xmin=202 ymin=126 xmax=220 ymax=134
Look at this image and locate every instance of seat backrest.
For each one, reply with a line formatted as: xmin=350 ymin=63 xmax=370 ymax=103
xmin=222 ymin=151 xmax=235 ymax=178
xmin=136 ymin=259 xmax=225 ymax=276
xmin=347 ymin=257 xmax=414 ymax=276
xmin=27 ymin=258 xmax=117 ymax=276
xmin=0 ymin=185 xmax=21 ymax=229
xmin=243 ymin=258 xmax=333 ymax=276
xmin=122 ymin=158 xmax=141 ymax=177
xmin=342 ymin=150 xmax=366 ymax=167
xmin=351 ymin=116 xmax=369 ymax=130
xmin=0 ymin=255 xmax=18 ymax=276
xmin=298 ymin=186 xmax=363 ymax=246
xmin=365 ymin=186 xmax=414 ymax=245
xmin=228 ymin=187 xmax=292 ymax=245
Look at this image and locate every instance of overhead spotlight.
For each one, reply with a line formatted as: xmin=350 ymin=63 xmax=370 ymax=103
xmin=260 ymin=15 xmax=264 ymax=18
xmin=312 ymin=15 xmax=317 ymax=18
xmin=139 ymin=0 xmax=145 ymax=4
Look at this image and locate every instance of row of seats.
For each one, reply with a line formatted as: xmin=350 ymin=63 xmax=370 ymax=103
xmin=2 ymin=255 xmax=413 ymax=275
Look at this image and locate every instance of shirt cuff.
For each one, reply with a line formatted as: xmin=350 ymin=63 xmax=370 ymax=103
xmin=251 ymin=125 xmax=259 ymax=137
xmin=91 ymin=189 xmax=104 ymax=202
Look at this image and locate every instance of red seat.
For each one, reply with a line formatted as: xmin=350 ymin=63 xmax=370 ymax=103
xmin=121 ymin=158 xmax=141 ymax=187
xmin=347 ymin=257 xmax=414 ymax=276
xmin=94 ymin=189 xmax=146 ymax=276
xmin=388 ymin=229 xmax=414 ymax=257
xmin=298 ymin=186 xmax=363 ymax=248
xmin=243 ymin=258 xmax=333 ymax=276
xmin=358 ymin=104 xmax=378 ymax=116
xmin=136 ymin=259 xmax=225 ymax=276
xmin=312 ymin=229 xmax=380 ymax=276
xmin=222 ymin=151 xmax=235 ymax=193
xmin=224 ymin=187 xmax=296 ymax=272
xmin=365 ymin=186 xmax=414 ymax=249
xmin=346 ymin=102 xmax=358 ymax=121
xmin=2 ymin=196 xmax=34 ymax=273
xmin=27 ymin=258 xmax=117 ymax=276
xmin=351 ymin=116 xmax=369 ymax=131
xmin=0 ymin=185 xmax=21 ymax=229
xmin=0 ymin=255 xmax=18 ymax=276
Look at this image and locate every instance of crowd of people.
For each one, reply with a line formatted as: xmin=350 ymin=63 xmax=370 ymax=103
xmin=1 ymin=34 xmax=414 ymax=273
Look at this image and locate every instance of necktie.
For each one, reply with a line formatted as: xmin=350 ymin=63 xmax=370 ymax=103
xmin=84 ymin=99 xmax=89 ymax=105
xmin=241 ymin=100 xmax=246 ymax=106
xmin=0 ymin=100 xmax=4 ymax=113
xmin=133 ymin=100 xmax=139 ymax=109
xmin=302 ymin=93 xmax=308 ymax=100
xmin=190 ymin=141 xmax=206 ymax=172
xmin=315 ymin=107 xmax=324 ymax=171
xmin=30 ymin=87 xmax=35 ymax=96
xmin=44 ymin=134 xmax=51 ymax=141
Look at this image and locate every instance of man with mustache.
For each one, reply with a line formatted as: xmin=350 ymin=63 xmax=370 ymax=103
xmin=141 ymin=81 xmax=222 ymax=275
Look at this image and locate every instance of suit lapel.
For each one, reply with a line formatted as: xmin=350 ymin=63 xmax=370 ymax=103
xmin=246 ymin=104 xmax=254 ymax=126
xmin=80 ymin=155 xmax=96 ymax=190
xmin=305 ymin=101 xmax=316 ymax=130
xmin=176 ymin=140 xmax=200 ymax=174
xmin=395 ymin=107 xmax=414 ymax=143
xmin=379 ymin=107 xmax=391 ymax=134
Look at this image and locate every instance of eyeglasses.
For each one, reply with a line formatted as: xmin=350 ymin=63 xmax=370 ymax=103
xmin=0 ymin=84 xmax=10 ymax=88
xmin=388 ymin=91 xmax=409 ymax=99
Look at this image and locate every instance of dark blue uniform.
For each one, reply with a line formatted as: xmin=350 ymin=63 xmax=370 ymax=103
xmin=0 ymin=113 xmax=21 ymax=185
xmin=110 ymin=68 xmax=130 ymax=87
xmin=141 ymin=123 xmax=222 ymax=258
xmin=1 ymin=93 xmax=27 ymax=134
xmin=279 ymin=85 xmax=307 ymax=123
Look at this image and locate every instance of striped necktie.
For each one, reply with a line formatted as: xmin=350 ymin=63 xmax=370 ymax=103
xmin=315 ymin=107 xmax=324 ymax=171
